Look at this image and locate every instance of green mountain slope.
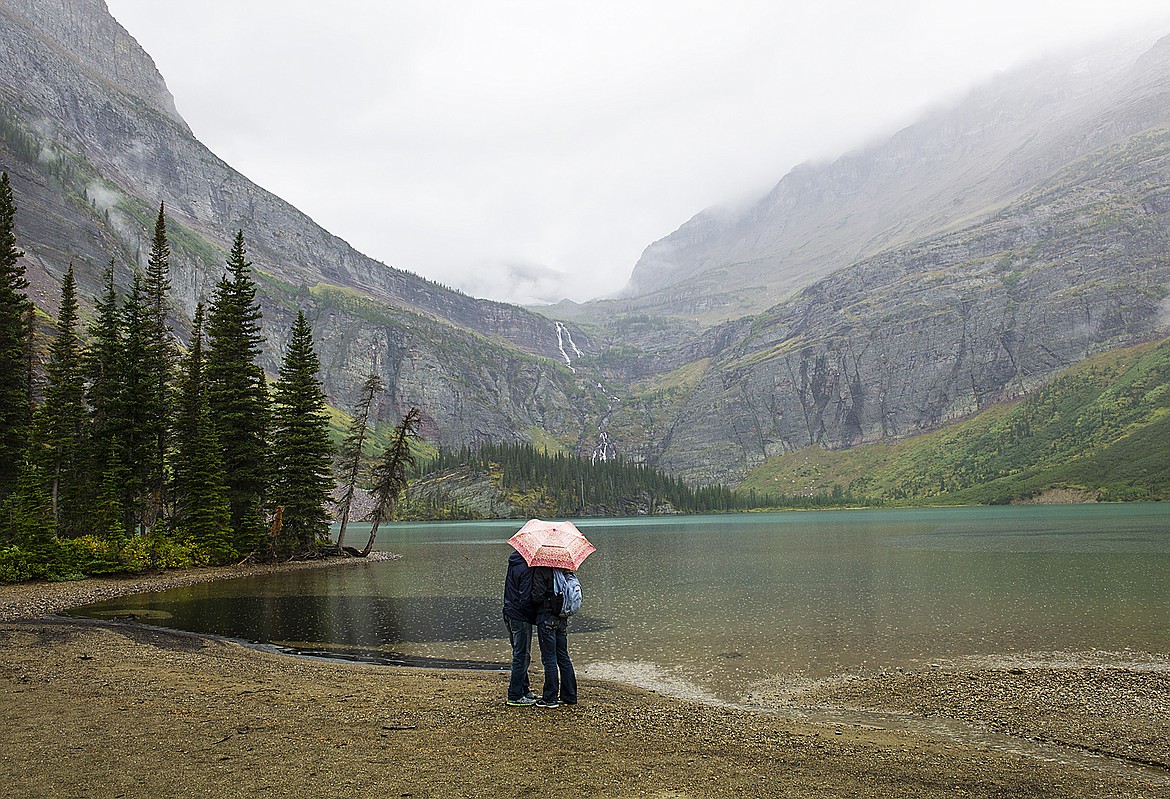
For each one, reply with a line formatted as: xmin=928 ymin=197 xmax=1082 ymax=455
xmin=738 ymin=338 xmax=1170 ymax=504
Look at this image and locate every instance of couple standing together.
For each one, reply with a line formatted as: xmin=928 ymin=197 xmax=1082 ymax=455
xmin=502 ymin=549 xmax=577 ymax=707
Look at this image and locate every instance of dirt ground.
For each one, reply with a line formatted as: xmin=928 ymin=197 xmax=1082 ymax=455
xmin=1 ymin=564 xmax=1167 ymax=798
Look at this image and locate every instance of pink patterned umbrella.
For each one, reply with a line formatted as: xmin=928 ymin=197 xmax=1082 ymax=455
xmin=507 ymin=518 xmax=595 ymax=570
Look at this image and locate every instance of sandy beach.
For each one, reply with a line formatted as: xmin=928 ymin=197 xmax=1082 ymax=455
xmin=1 ymin=562 xmax=1168 ymax=798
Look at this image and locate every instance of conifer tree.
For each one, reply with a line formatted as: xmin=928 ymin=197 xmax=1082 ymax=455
xmin=171 ymin=303 xmax=232 ymax=563
xmin=118 ymin=274 xmax=153 ymax=534
xmin=334 ymin=373 xmax=384 ymax=551
xmin=0 ymin=457 xmax=54 ymax=545
xmin=83 ymin=263 xmax=126 ymax=534
xmin=268 ymin=311 xmax=334 ymax=558
xmin=206 ymin=231 xmax=269 ymax=553
xmin=92 ymin=440 xmax=129 ymax=545
xmin=0 ymin=172 xmax=31 ymax=499
xmin=141 ymin=203 xmax=177 ymax=524
xmin=33 ymin=266 xmax=86 ymax=537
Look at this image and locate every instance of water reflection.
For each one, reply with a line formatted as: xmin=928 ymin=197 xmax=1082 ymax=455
xmin=92 ymin=593 xmax=611 ymax=646
xmin=69 ymin=504 xmax=1170 ymax=703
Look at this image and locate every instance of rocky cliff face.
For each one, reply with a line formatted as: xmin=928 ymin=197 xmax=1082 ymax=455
xmin=0 ymin=0 xmax=603 ymax=446
xmin=646 ymin=129 xmax=1170 ymax=483
xmin=2 ymin=0 xmax=185 ymax=128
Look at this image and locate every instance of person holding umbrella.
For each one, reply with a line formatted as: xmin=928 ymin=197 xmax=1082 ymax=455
xmin=507 ymin=519 xmax=595 ymax=708
xmin=530 ymin=565 xmax=577 ymax=707
xmin=502 ymin=548 xmax=538 ymax=706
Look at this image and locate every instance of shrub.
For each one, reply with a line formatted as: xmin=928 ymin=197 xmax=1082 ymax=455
xmin=0 ymin=545 xmax=33 ymax=584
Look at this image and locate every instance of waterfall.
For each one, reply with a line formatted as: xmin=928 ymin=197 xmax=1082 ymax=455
xmin=555 ymin=321 xmax=578 ymax=372
xmin=591 ymin=429 xmax=616 ymax=463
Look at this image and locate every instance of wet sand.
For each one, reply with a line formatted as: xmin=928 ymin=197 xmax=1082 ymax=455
xmin=1 ymin=563 xmax=1167 ymax=798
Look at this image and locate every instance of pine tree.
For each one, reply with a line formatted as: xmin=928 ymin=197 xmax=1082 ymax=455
xmin=206 ymin=231 xmax=269 ymax=553
xmin=83 ymin=263 xmax=127 ymax=535
xmin=361 ymin=407 xmax=421 ymax=555
xmin=171 ymin=303 xmax=232 ymax=563
xmin=141 ymin=203 xmax=177 ymax=525
xmin=0 ymin=455 xmax=54 ymax=546
xmin=0 ymin=172 xmax=31 ymax=499
xmin=33 ymin=266 xmax=86 ymax=537
xmin=268 ymin=311 xmax=334 ymax=558
xmin=334 ymin=373 xmax=384 ymax=551
xmin=92 ymin=439 xmax=129 ymax=545
xmin=118 ymin=274 xmax=153 ymax=534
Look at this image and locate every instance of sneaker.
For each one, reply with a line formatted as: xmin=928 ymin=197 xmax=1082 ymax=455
xmin=524 ymin=690 xmax=537 ymax=700
xmin=506 ymin=696 xmax=537 ymax=707
xmin=534 ymin=698 xmax=560 ymax=708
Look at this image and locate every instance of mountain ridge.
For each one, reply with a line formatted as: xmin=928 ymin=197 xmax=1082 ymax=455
xmin=3 ymin=0 xmax=1169 ymax=494
xmin=611 ymin=30 xmax=1170 ymax=322
xmin=0 ymin=0 xmax=610 ymax=456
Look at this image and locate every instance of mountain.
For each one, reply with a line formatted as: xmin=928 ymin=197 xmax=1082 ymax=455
xmin=600 ymin=125 xmax=1170 ymax=484
xmin=615 ymin=31 xmax=1170 ymax=323
xmin=0 ymin=0 xmax=608 ymax=453
xmin=569 ymin=31 xmax=1170 ymax=485
xmin=3 ymin=0 xmax=1169 ymax=495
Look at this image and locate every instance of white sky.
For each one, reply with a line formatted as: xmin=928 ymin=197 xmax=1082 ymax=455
xmin=104 ymin=1 xmax=1170 ymax=306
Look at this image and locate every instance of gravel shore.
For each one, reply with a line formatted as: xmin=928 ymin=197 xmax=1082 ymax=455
xmin=2 ymin=562 xmax=1168 ymax=798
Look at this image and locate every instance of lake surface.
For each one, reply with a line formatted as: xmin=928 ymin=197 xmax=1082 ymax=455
xmin=71 ymin=504 xmax=1170 ymax=706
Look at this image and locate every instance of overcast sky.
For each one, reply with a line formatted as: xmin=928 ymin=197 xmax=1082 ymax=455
xmin=104 ymin=1 xmax=1170 ymax=306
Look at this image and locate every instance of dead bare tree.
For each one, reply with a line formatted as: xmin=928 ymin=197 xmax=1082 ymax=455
xmin=347 ymin=407 xmax=421 ymax=557
xmin=334 ymin=373 xmax=384 ymax=552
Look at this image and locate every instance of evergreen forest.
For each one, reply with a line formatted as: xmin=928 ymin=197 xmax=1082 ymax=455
xmin=0 ymin=177 xmax=351 ymax=582
xmin=404 ymin=442 xmax=866 ymax=520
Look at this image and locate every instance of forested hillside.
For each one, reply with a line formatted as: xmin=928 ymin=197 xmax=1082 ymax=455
xmin=738 ymin=337 xmax=1170 ymax=504
xmin=402 ymin=443 xmax=868 ymax=520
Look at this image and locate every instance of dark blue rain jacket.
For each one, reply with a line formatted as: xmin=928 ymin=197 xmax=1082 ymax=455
xmin=503 ymin=551 xmax=537 ymax=623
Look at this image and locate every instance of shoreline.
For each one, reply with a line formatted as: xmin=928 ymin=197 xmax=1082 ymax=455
xmin=2 ymin=562 xmax=1168 ymax=797
xmin=0 ymin=552 xmax=399 ymax=623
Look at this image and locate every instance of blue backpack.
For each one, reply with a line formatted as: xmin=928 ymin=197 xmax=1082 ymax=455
xmin=553 ymin=569 xmax=582 ymax=617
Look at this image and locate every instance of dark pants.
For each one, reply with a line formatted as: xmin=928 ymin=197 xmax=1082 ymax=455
xmin=536 ymin=613 xmax=577 ymax=704
xmin=504 ymin=615 xmax=532 ymax=701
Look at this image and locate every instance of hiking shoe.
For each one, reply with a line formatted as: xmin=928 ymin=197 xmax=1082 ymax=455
xmin=534 ymin=698 xmax=560 ymax=708
xmin=506 ymin=696 xmax=537 ymax=707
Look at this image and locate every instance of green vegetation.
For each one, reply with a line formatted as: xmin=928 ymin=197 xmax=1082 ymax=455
xmin=206 ymin=232 xmax=271 ymax=553
xmin=0 ymin=196 xmax=358 ymax=582
xmin=407 ymin=442 xmax=867 ymax=519
xmin=0 ymin=173 xmax=31 ymax=497
xmin=740 ymin=338 xmax=1170 ymax=504
xmin=634 ymin=358 xmax=710 ymax=395
xmin=33 ymin=265 xmax=86 ymax=538
xmin=170 ymin=303 xmax=232 ymax=561
xmin=362 ymin=408 xmax=422 ymax=552
xmin=268 ymin=312 xmax=336 ymax=558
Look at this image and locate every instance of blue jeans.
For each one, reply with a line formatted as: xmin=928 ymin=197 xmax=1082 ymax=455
xmin=504 ymin=615 xmax=532 ymax=701
xmin=536 ymin=613 xmax=577 ymax=704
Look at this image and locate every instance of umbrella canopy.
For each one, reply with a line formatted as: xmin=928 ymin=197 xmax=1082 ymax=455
xmin=507 ymin=518 xmax=595 ymax=570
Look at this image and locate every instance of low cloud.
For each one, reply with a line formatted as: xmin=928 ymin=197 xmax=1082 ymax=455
xmin=106 ymin=0 xmax=1170 ymax=304
xmin=453 ymin=260 xmax=571 ymax=306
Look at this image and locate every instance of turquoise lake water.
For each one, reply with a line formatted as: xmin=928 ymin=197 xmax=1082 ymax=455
xmin=71 ymin=504 xmax=1170 ymax=705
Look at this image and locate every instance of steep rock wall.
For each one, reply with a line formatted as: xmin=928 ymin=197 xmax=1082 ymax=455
xmin=656 ymin=131 xmax=1170 ymax=483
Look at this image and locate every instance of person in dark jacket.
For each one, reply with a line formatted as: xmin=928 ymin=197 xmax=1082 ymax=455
xmin=530 ymin=565 xmax=578 ymax=707
xmin=502 ymin=551 xmax=538 ymax=706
